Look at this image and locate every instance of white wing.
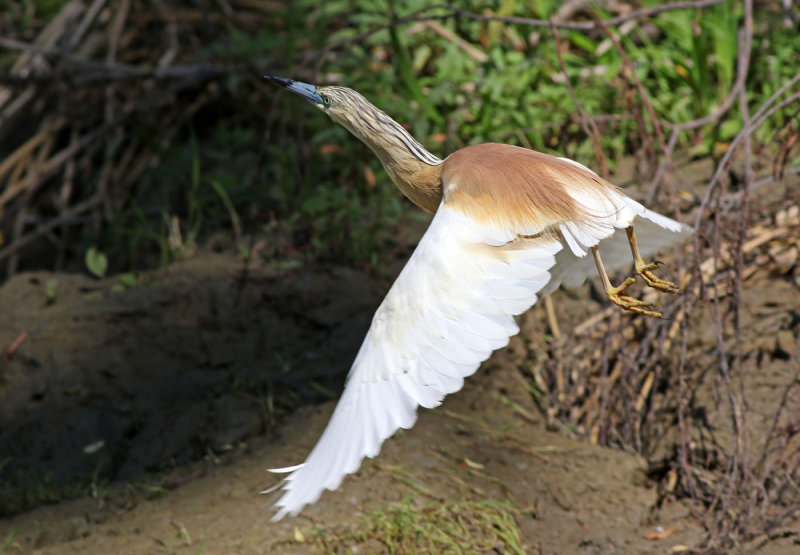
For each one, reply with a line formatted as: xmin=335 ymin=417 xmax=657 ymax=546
xmin=267 ymin=190 xmax=690 ymax=520
xmin=541 ymin=158 xmax=692 ymax=293
xmin=542 ymin=194 xmax=692 ymax=295
xmin=267 ymin=203 xmax=562 ymax=520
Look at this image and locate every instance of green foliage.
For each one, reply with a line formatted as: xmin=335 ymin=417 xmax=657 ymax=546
xmin=84 ymin=247 xmax=108 ymax=279
xmin=322 ymin=498 xmax=524 ymax=554
xmin=77 ymin=0 xmax=800 ymax=272
xmin=233 ymin=0 xmax=794 ymax=270
xmin=0 ymin=531 xmax=13 ymax=554
xmin=295 ymin=1 xmax=784 ymax=151
xmin=44 ymin=279 xmax=57 ymax=305
xmin=100 ymin=122 xmax=266 ymax=271
xmin=111 ymin=272 xmax=139 ymax=293
xmin=0 ymin=470 xmax=87 ymax=517
xmin=638 ymin=0 xmax=743 ymax=146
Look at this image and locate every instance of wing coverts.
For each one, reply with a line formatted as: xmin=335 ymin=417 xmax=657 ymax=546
xmin=269 ymin=180 xmax=689 ymax=520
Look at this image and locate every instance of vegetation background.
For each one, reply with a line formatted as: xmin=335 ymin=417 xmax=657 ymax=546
xmin=0 ymin=0 xmax=799 ymax=552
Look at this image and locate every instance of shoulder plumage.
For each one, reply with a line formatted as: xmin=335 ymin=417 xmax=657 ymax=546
xmin=441 ymin=144 xmax=621 ymax=237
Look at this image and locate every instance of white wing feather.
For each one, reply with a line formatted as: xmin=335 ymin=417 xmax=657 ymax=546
xmin=268 ymin=204 xmax=561 ymax=520
xmin=543 ymin=158 xmax=693 ymax=293
xmin=542 ymin=195 xmax=692 ymax=294
xmin=268 ymin=187 xmax=690 ymax=520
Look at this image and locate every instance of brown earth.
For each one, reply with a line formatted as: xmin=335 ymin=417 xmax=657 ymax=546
xmin=0 ymin=186 xmax=799 ymax=553
xmin=0 ymin=246 xmax=703 ymax=553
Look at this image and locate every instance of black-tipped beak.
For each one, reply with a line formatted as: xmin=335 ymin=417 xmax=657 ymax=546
xmin=264 ymin=75 xmax=292 ymax=88
xmin=264 ymin=75 xmax=322 ymax=105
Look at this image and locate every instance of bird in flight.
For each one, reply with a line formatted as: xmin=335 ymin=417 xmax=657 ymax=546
xmin=264 ymin=76 xmax=691 ymax=520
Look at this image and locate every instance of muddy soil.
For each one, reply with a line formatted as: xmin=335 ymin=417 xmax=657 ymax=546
xmin=0 ymin=348 xmax=703 ymax=554
xmin=1 ymin=202 xmax=799 ymax=553
xmin=0 ymin=254 xmax=383 ymax=509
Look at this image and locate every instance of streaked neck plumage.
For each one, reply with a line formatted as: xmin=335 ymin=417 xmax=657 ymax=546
xmin=324 ymin=88 xmax=444 ymax=213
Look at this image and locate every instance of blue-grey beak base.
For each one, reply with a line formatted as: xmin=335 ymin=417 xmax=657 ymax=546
xmin=265 ymin=75 xmax=322 ymax=105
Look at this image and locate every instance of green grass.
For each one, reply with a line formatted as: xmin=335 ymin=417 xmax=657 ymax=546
xmin=0 ymin=531 xmax=14 ymax=555
xmin=0 ymin=471 xmax=87 ymax=517
xmin=317 ymin=498 xmax=525 ymax=554
xmin=0 ymin=442 xmax=242 ymax=518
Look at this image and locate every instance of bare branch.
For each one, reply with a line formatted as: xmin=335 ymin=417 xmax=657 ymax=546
xmin=297 ymin=0 xmax=729 ymax=72
xmin=550 ymin=22 xmax=609 ymax=178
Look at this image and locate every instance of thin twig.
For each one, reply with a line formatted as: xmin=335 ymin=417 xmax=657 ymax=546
xmin=593 ymin=15 xmax=671 ymax=192
xmin=0 ymin=195 xmax=102 ymax=263
xmin=550 ymin=22 xmax=609 ymax=178
xmin=694 ymin=87 xmax=800 ymax=232
xmin=298 ymin=0 xmax=728 ymax=72
xmin=449 ymin=0 xmax=727 ymax=31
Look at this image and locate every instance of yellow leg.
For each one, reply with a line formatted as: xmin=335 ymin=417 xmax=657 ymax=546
xmin=592 ymin=245 xmax=663 ymax=319
xmin=626 ymin=227 xmax=680 ymax=294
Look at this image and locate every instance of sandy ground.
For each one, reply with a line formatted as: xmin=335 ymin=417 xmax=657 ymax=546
xmin=1 ymin=330 xmax=704 ymax=554
xmin=1 ymin=195 xmax=799 ymax=553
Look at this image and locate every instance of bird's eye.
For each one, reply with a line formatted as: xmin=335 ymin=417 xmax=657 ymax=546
xmin=320 ymin=94 xmax=332 ymax=107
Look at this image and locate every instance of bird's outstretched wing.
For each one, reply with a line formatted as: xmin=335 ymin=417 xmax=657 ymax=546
xmin=267 ymin=188 xmax=689 ymax=520
xmin=267 ymin=203 xmax=564 ymax=520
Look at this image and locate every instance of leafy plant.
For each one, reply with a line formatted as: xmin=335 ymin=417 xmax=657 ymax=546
xmin=6 ymin=0 xmax=798 ymax=280
xmin=84 ymin=247 xmax=108 ymax=279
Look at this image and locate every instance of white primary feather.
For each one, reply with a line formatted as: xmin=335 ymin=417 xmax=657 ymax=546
xmin=267 ymin=204 xmax=562 ymax=520
xmin=267 ymin=188 xmax=690 ymax=520
xmin=542 ymin=195 xmax=692 ymax=294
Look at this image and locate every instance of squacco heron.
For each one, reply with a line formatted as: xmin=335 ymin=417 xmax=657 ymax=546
xmin=264 ymin=76 xmax=691 ymax=520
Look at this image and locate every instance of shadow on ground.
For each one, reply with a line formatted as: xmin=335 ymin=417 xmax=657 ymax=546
xmin=0 ymin=239 xmax=798 ymax=553
xmin=0 ymin=254 xmax=380 ymax=515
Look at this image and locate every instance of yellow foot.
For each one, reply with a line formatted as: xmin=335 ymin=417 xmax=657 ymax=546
xmin=606 ymin=276 xmax=663 ymax=319
xmin=635 ymin=260 xmax=680 ymax=294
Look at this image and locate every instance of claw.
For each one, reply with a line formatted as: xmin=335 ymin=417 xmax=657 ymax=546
xmin=605 ymin=276 xmax=663 ymax=318
xmin=625 ymin=227 xmax=681 ymax=295
xmin=635 ymin=260 xmax=680 ymax=294
xmin=591 ymin=224 xmax=682 ymax=320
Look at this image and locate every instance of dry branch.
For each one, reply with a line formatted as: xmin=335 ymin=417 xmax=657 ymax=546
xmin=1 ymin=1 xmax=798 ymax=551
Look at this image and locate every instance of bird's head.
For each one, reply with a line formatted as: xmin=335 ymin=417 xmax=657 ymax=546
xmin=265 ymin=75 xmax=380 ymax=136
